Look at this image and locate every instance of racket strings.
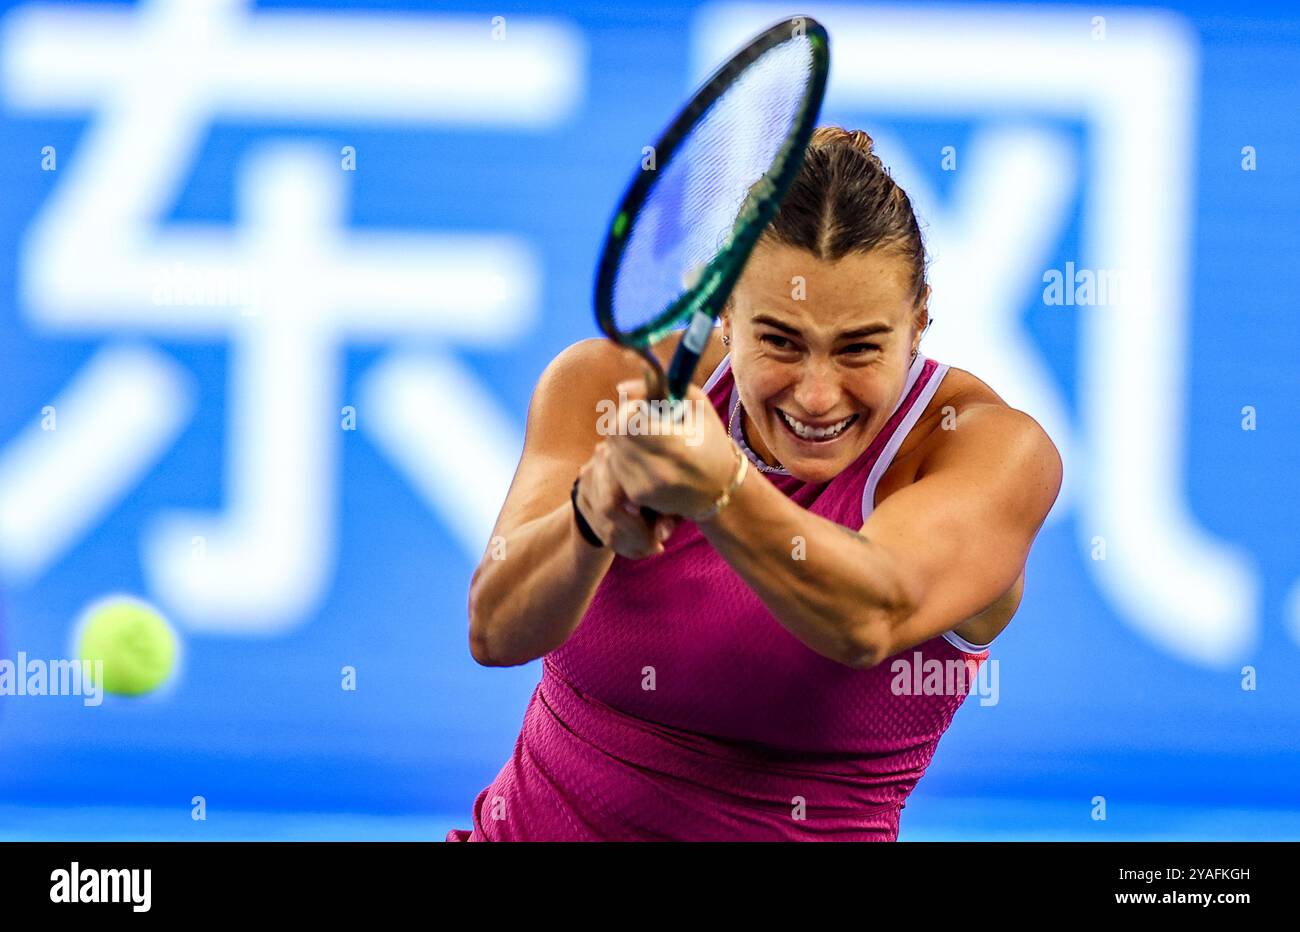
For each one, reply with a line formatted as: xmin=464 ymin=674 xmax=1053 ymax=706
xmin=610 ymin=34 xmax=820 ymax=338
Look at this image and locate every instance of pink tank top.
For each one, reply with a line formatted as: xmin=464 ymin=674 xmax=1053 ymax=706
xmin=448 ymin=351 xmax=992 ymax=841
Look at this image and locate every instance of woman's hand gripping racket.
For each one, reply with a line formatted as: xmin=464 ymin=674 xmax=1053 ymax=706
xmin=592 ymin=15 xmax=830 ymax=529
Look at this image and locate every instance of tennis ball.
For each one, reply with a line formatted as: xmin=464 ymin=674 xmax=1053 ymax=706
xmin=76 ymin=597 xmax=177 ymax=696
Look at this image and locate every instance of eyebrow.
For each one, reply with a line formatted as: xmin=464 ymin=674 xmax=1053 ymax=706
xmin=752 ymin=313 xmax=893 ymax=340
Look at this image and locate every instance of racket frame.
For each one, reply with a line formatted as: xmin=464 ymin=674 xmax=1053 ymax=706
xmin=594 ymin=16 xmax=830 ymax=404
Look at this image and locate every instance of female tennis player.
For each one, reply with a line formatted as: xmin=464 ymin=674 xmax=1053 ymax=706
xmin=447 ymin=126 xmax=1062 ymax=842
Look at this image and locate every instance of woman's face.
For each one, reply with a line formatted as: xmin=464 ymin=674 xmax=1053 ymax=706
xmin=722 ymin=240 xmax=927 ymax=485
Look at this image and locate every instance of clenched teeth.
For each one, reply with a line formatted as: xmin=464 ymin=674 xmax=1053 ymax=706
xmin=779 ymin=409 xmax=857 ymax=441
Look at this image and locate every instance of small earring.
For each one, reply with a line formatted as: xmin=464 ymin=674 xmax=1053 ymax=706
xmin=722 ymin=334 xmax=731 ymax=346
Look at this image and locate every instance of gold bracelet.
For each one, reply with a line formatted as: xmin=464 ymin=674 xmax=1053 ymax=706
xmin=689 ymin=441 xmax=748 ymax=524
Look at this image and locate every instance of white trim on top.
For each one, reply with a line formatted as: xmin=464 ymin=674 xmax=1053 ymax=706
xmin=860 ymin=356 xmax=950 ymax=523
xmin=702 ymin=351 xmax=732 ymax=394
xmin=715 ymin=349 xmax=994 ymax=654
xmin=942 ymin=629 xmax=993 ymax=654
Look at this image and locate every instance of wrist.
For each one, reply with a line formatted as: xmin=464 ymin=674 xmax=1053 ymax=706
xmin=570 ymin=475 xmax=606 ymax=548
xmin=688 ymin=441 xmax=748 ymax=524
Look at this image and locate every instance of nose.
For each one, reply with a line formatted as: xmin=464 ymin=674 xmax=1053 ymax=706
xmin=792 ymin=359 xmax=842 ymax=417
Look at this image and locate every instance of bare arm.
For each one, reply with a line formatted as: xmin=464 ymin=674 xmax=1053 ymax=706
xmin=467 ymin=338 xmax=676 ymax=666
xmin=694 ymin=404 xmax=1062 ymax=667
xmin=692 ymin=456 xmax=909 ymax=667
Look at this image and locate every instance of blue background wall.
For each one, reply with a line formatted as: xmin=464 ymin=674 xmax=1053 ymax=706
xmin=0 ymin=0 xmax=1296 ymax=839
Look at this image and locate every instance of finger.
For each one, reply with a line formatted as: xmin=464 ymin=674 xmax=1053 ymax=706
xmin=603 ymin=508 xmax=661 ymax=558
xmin=602 ymin=441 xmax=653 ymax=503
xmin=585 ymin=458 xmax=658 ymax=556
xmin=609 ymin=530 xmax=662 ymax=560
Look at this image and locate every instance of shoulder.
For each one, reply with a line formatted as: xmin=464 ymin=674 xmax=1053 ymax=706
xmin=532 ymin=328 xmax=729 ymax=425
xmin=540 ymin=336 xmax=637 ymax=381
xmin=522 ymin=339 xmax=650 ymax=449
xmin=543 ymin=327 xmax=727 ymax=391
xmin=930 ymin=367 xmax=1056 ymax=452
xmin=911 ymin=366 xmax=1062 ymax=509
xmin=532 ymin=337 xmax=651 ymax=411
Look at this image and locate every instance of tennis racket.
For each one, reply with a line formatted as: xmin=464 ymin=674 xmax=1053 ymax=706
xmin=593 ymin=15 xmax=829 ymax=525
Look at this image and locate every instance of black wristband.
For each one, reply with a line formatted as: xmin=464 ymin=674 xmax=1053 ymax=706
xmin=571 ymin=476 xmax=605 ymax=548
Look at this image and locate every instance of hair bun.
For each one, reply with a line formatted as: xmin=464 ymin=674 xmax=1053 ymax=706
xmin=809 ymin=125 xmax=875 ymax=155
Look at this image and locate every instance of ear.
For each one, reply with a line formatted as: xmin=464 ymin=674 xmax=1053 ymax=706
xmin=911 ymin=287 xmax=931 ymax=355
